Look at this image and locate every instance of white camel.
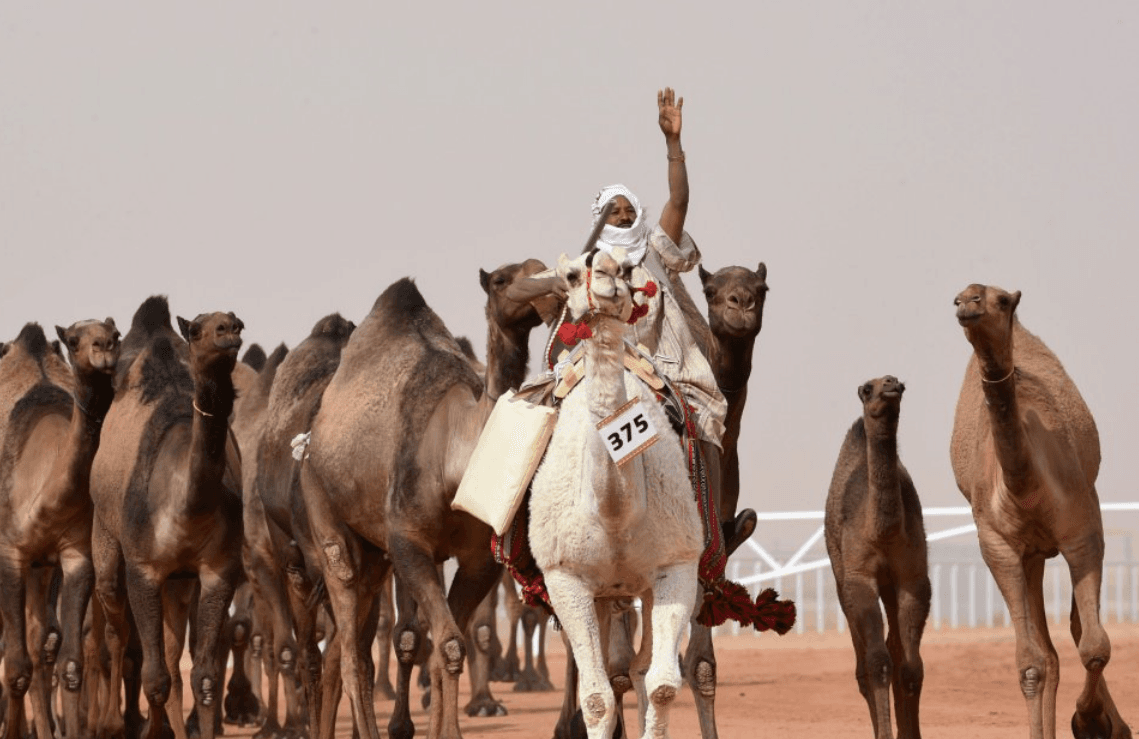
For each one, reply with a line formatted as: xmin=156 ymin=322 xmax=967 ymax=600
xmin=529 ymin=247 xmax=703 ymax=739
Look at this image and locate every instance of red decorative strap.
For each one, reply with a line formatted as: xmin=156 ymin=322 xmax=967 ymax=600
xmin=557 ymin=321 xmax=594 ymax=346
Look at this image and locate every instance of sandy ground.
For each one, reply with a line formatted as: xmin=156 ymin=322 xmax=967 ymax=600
xmin=215 ymin=620 xmax=1139 ymax=739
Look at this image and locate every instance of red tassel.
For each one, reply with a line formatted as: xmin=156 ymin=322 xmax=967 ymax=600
xmin=557 ymin=321 xmax=593 ymax=346
xmin=639 ymin=280 xmax=658 ymax=298
xmin=626 ymin=304 xmax=649 ymax=324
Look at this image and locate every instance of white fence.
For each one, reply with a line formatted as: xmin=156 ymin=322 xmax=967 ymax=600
xmin=716 ymin=503 xmax=1139 ymax=636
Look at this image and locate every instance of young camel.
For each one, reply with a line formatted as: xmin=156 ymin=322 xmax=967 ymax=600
xmin=826 ymin=376 xmax=929 ymax=739
xmin=530 ymin=248 xmax=703 ymax=739
xmin=950 ymin=284 xmax=1131 ymax=739
xmin=90 ymin=297 xmax=245 ymax=739
xmin=0 ymin=319 xmax=120 ymax=739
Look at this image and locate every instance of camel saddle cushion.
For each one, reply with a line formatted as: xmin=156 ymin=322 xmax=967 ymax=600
xmin=452 ymin=389 xmax=558 ymax=535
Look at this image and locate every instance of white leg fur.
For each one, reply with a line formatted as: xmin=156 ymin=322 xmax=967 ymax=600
xmin=641 ymin=562 xmax=698 ymax=739
xmin=545 ymin=570 xmax=617 ymax=739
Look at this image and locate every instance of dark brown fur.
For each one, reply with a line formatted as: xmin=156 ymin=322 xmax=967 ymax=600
xmin=825 ymin=376 xmax=929 ymax=739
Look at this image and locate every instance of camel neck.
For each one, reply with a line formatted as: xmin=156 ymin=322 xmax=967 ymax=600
xmin=864 ymin=416 xmax=903 ymax=538
xmin=484 ymin=318 xmax=532 ymax=400
xmin=978 ymin=366 xmax=1036 ymax=495
xmin=60 ymin=370 xmax=115 ymax=497
xmin=583 ymin=315 xmax=628 ymax=417
xmin=713 ymin=333 xmax=756 ymax=395
xmin=187 ymin=369 xmax=235 ymax=503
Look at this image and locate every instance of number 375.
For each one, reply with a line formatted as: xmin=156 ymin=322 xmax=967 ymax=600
xmin=607 ymin=413 xmax=649 ymax=452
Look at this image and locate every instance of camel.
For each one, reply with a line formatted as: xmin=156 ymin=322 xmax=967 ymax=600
xmin=529 ymin=248 xmax=703 ymax=739
xmin=89 ymin=296 xmax=245 ymax=739
xmin=250 ymin=313 xmax=355 ymax=739
xmin=673 ymin=261 xmax=770 ymax=739
xmin=0 ymin=319 xmax=119 ymax=739
xmin=825 ymin=376 xmax=929 ymax=739
xmin=298 ymin=259 xmax=547 ymax=739
xmin=950 ymin=284 xmax=1131 ymax=739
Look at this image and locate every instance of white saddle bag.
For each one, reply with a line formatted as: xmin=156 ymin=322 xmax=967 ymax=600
xmin=451 ymin=389 xmax=557 ymax=535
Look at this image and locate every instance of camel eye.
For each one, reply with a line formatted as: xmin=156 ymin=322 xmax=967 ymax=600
xmin=704 ymin=288 xmax=715 ymax=300
xmin=997 ymin=296 xmax=1009 ymax=308
xmin=566 ymin=269 xmax=581 ymax=286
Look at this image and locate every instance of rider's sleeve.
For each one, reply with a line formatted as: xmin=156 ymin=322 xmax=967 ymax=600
xmin=649 ymin=225 xmax=701 ymax=274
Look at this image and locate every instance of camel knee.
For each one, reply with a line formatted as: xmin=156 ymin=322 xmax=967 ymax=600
xmin=5 ymin=658 xmax=32 ymax=697
xmin=899 ymin=660 xmax=923 ymax=698
xmin=865 ymin=648 xmax=891 ymax=687
xmin=441 ymin=636 xmax=465 ymax=676
xmin=62 ymin=659 xmax=83 ymax=692
xmin=144 ymin=671 xmax=172 ymax=706
xmin=691 ymin=660 xmax=716 ymax=699
xmin=395 ymin=629 xmax=419 ymax=665
xmin=1019 ymin=665 xmax=1047 ymax=699
xmin=321 ymin=542 xmax=355 ymax=585
xmin=42 ymin=627 xmax=62 ymax=664
xmin=474 ymin=624 xmax=491 ymax=653
xmin=581 ymin=691 xmax=614 ymax=726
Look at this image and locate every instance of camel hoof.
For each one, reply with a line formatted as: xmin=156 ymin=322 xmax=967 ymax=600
xmin=464 ymin=699 xmax=508 ymax=718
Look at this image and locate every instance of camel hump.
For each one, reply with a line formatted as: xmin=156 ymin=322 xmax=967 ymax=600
xmin=371 ymin=277 xmax=430 ymax=323
xmin=130 ymin=295 xmax=174 ymax=337
xmin=241 ymin=344 xmax=268 ymax=372
xmin=138 ymin=336 xmax=194 ymax=404
xmin=10 ymin=323 xmax=51 ymax=363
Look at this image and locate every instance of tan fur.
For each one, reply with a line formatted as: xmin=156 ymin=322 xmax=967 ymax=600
xmin=90 ymin=304 xmax=245 ymax=739
xmin=298 ymin=264 xmax=545 ymax=739
xmin=0 ymin=319 xmax=119 ymax=739
xmin=949 ymin=284 xmax=1130 ymax=739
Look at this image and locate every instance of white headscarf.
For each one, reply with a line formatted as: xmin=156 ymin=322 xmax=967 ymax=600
xmin=591 ymin=184 xmax=650 ymax=266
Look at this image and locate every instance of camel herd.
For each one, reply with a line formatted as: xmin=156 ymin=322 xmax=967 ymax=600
xmin=0 ymin=249 xmax=1129 ymax=739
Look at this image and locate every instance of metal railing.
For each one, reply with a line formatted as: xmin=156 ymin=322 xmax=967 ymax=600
xmin=717 ymin=502 xmax=1139 ymax=636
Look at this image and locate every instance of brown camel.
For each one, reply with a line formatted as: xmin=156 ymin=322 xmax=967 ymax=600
xmin=825 ymin=375 xmax=929 ymax=739
xmin=950 ymin=284 xmax=1131 ymax=739
xmin=299 ymin=260 xmax=545 ymax=739
xmin=251 ymin=313 xmax=356 ymax=739
xmin=0 ymin=319 xmax=120 ymax=739
xmin=89 ymin=296 xmax=245 ymax=739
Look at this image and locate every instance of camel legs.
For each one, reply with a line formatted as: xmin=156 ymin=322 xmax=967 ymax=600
xmin=463 ymin=585 xmax=506 ymax=718
xmin=373 ymin=571 xmax=397 ymax=703
xmin=0 ymin=559 xmax=34 ymax=739
xmin=123 ymin=566 xmax=172 ymax=739
xmin=543 ymin=570 xmax=615 ymax=739
xmin=1064 ymin=532 xmax=1129 ymax=739
xmin=982 ymin=534 xmax=1058 ymax=739
xmin=838 ymin=576 xmax=893 ymax=739
xmin=881 ymin=576 xmax=930 ymax=739
xmin=639 ymin=564 xmax=697 ymax=739
xmin=189 ymin=569 xmax=239 ymax=739
xmin=55 ymin=550 xmax=95 ymax=739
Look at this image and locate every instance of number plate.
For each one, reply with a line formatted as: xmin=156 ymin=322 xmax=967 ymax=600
xmin=596 ymin=397 xmax=659 ymax=467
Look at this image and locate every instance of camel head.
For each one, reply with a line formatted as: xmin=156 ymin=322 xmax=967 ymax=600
xmin=858 ymin=375 xmax=904 ymax=419
xmin=556 ymin=249 xmax=635 ymax=324
xmin=55 ymin=319 xmax=121 ymax=376
xmin=699 ymin=262 xmax=768 ymax=339
xmin=480 ymin=258 xmax=549 ymax=332
xmin=177 ymin=312 xmax=244 ymax=375
xmin=954 ymin=283 xmax=1021 ymax=351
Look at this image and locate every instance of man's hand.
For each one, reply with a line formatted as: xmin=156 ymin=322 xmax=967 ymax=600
xmin=658 ymin=87 xmax=683 ymax=140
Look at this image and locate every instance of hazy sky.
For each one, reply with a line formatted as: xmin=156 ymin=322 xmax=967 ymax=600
xmin=4 ymin=4 xmax=1138 ymax=540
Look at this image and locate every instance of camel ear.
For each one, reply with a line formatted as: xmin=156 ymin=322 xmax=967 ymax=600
xmin=698 ymin=265 xmax=712 ymax=286
xmin=556 ymin=253 xmax=570 ymax=271
xmin=105 ymin=317 xmax=116 ymax=329
xmin=0 ymin=343 xmax=6 ymax=358
xmin=479 ymin=268 xmax=491 ymax=294
xmin=56 ymin=325 xmax=69 ymax=346
xmin=1010 ymin=290 xmax=1021 ymax=313
xmin=177 ymin=316 xmax=193 ymax=341
xmin=756 ymin=262 xmax=767 ymax=281
xmin=857 ymin=382 xmax=872 ymax=402
xmin=228 ymin=312 xmax=244 ymax=332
